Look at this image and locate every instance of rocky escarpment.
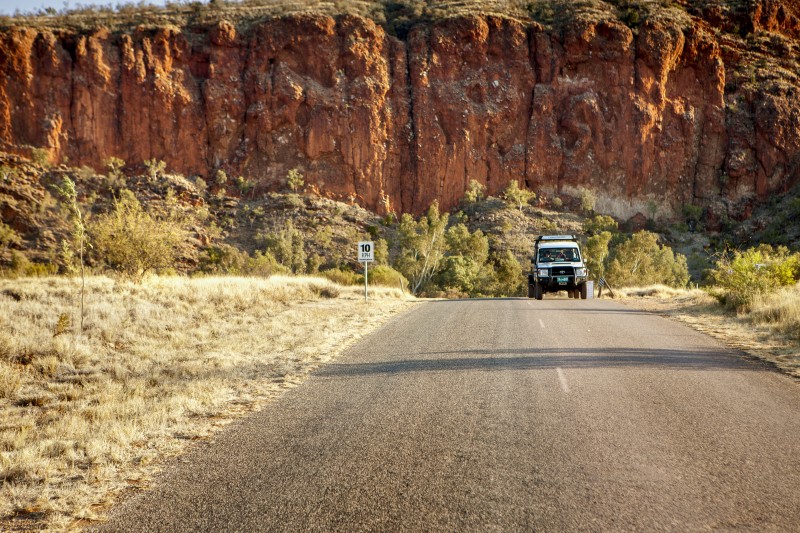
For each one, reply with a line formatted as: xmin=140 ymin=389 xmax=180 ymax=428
xmin=1 ymin=5 xmax=799 ymax=222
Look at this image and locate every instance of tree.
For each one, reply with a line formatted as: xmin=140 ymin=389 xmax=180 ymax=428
xmin=502 ymin=180 xmax=536 ymax=211
xmin=394 ymin=201 xmax=449 ymax=294
xmin=57 ymin=177 xmax=89 ymax=333
xmin=91 ymin=190 xmax=186 ymax=281
xmin=436 ymin=223 xmax=491 ymax=295
xmin=605 ymin=231 xmax=689 ymax=288
xmin=584 ymin=230 xmax=613 ymax=283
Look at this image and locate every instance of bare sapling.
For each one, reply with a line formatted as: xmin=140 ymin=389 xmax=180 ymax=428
xmin=58 ymin=177 xmax=88 ymax=334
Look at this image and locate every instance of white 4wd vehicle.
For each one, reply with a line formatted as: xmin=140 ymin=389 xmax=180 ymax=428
xmin=527 ymin=235 xmax=589 ymax=300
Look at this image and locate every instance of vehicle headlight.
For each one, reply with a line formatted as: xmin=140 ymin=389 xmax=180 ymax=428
xmin=575 ymin=268 xmax=586 ymax=277
xmin=538 ymin=268 xmax=549 ymax=277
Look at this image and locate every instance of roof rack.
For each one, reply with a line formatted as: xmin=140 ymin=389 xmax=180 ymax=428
xmin=535 ymin=235 xmax=576 ymax=242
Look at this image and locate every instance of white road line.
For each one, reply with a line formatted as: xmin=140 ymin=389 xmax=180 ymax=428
xmin=556 ymin=367 xmax=570 ymax=394
xmin=538 ymin=318 xmax=545 ymax=329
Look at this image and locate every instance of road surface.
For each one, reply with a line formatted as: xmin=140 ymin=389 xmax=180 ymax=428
xmin=98 ymin=298 xmax=800 ymax=532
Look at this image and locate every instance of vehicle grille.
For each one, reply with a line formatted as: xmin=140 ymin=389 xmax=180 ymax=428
xmin=551 ymin=266 xmax=575 ymax=276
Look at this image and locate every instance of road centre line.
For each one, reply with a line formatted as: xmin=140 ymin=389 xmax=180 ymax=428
xmin=556 ymin=368 xmax=570 ymax=394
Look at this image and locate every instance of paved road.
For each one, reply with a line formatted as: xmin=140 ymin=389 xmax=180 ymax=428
xmin=99 ymin=298 xmax=800 ymax=532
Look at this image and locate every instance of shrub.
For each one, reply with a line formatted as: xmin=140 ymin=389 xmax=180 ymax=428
xmin=320 ymin=268 xmax=361 ymax=286
xmin=683 ymin=204 xmax=704 ymax=231
xmin=489 ymin=249 xmax=525 ymax=296
xmin=91 ymin=191 xmax=186 ymax=281
xmin=235 ymin=176 xmax=254 ymax=197
xmin=259 ymin=220 xmax=307 ymax=274
xmin=194 ymin=177 xmax=208 ymax=195
xmin=31 ymin=147 xmax=51 ymax=167
xmin=199 ymin=245 xmax=287 ymax=277
xmin=286 ymin=168 xmax=304 ymax=193
xmin=143 ymin=158 xmax=166 ymax=181
xmin=582 ymin=215 xmax=618 ymax=236
xmin=215 ymin=169 xmax=228 ymax=185
xmin=0 ymin=222 xmax=22 ymax=253
xmin=578 ymin=187 xmax=596 ymax=214
xmin=1 ymin=251 xmax=57 ymax=278
xmin=709 ymin=245 xmax=800 ymax=310
xmin=502 ymin=180 xmax=536 ymax=210
xmin=367 ymin=265 xmax=408 ymax=288
xmin=463 ymin=179 xmax=486 ymax=204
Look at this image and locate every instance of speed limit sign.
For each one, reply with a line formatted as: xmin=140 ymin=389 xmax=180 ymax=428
xmin=358 ymin=241 xmax=374 ymax=262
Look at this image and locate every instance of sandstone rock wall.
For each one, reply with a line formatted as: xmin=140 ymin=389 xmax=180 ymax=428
xmin=1 ymin=13 xmax=798 ymax=220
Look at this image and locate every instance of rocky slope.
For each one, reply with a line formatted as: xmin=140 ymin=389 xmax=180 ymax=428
xmin=1 ymin=0 xmax=799 ymax=224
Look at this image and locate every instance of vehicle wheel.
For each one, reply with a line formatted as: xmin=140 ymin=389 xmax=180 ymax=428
xmin=528 ymin=284 xmax=535 ymax=299
xmin=571 ymin=289 xmax=579 ymax=299
xmin=580 ymin=283 xmax=588 ymax=299
xmin=534 ymin=283 xmax=543 ymax=300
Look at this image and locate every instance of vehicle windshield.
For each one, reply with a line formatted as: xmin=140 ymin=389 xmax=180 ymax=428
xmin=538 ymin=247 xmax=580 ymax=263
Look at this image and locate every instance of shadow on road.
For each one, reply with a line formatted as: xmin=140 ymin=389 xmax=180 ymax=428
xmin=424 ymin=298 xmax=651 ymax=315
xmin=318 ymin=347 xmax=766 ymax=377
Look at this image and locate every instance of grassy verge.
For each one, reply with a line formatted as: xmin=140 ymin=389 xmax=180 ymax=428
xmin=615 ymin=284 xmax=800 ymax=380
xmin=0 ymin=275 xmax=413 ymax=530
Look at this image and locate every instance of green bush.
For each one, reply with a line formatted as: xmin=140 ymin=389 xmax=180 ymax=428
xmin=462 ymin=179 xmax=486 ymax=204
xmin=1 ymin=252 xmax=58 ymax=278
xmin=709 ymin=245 xmax=800 ymax=310
xmin=502 ymin=180 xmax=535 ymax=211
xmin=320 ymin=268 xmax=361 ymax=286
xmin=489 ymin=250 xmax=525 ymax=296
xmin=259 ymin=220 xmax=307 ymax=274
xmin=286 ymin=168 xmax=304 ymax=193
xmin=582 ymin=215 xmax=618 ymax=236
xmin=368 ymin=265 xmax=408 ymax=288
xmin=605 ymin=231 xmax=690 ymax=289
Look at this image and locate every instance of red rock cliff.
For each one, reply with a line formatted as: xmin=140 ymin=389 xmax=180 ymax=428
xmin=1 ymin=12 xmax=798 ymax=219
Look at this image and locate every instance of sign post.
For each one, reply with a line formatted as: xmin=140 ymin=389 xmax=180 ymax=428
xmin=358 ymin=241 xmax=374 ymax=301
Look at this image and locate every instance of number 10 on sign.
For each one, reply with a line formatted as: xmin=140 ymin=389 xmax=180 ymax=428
xmin=358 ymin=241 xmax=374 ymax=301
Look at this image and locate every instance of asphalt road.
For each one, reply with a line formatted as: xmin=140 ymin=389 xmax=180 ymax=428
xmin=98 ymin=297 xmax=800 ymax=532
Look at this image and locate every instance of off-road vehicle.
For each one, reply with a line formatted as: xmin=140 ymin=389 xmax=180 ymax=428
xmin=527 ymin=235 xmax=589 ymax=300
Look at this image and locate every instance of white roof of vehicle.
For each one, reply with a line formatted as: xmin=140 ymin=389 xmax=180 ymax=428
xmin=538 ymin=241 xmax=580 ymax=249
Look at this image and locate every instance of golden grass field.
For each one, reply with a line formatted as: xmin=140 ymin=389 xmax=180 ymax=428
xmin=617 ymin=284 xmax=800 ymax=379
xmin=0 ymin=275 xmax=413 ymax=530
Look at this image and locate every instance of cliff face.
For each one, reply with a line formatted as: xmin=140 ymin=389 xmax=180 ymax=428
xmin=1 ymin=10 xmax=799 ymax=220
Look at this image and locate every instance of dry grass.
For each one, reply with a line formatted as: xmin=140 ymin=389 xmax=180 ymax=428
xmin=616 ymin=284 xmax=800 ymax=380
xmin=0 ymin=275 xmax=413 ymax=530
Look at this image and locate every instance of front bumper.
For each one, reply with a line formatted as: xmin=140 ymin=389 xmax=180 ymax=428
xmin=528 ymin=274 xmax=587 ymax=290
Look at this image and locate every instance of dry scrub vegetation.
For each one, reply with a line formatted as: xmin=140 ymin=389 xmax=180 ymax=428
xmin=0 ymin=275 xmax=412 ymax=530
xmin=616 ymin=284 xmax=800 ymax=379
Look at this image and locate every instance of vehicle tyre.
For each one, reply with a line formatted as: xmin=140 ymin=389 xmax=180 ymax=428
xmin=571 ymin=289 xmax=579 ymax=299
xmin=580 ymin=283 xmax=588 ymax=299
xmin=528 ymin=284 xmax=535 ymax=299
xmin=534 ymin=283 xmax=544 ymax=300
